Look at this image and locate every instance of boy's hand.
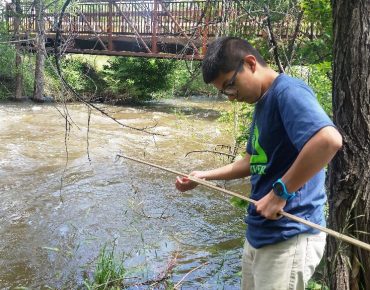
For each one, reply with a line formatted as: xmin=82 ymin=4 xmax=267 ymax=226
xmin=175 ymin=171 xmax=207 ymax=192
xmin=255 ymin=191 xmax=287 ymax=220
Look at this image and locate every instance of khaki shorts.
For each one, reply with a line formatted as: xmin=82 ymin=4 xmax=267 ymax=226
xmin=241 ymin=232 xmax=326 ymax=290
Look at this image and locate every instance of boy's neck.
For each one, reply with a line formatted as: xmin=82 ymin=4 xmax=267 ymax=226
xmin=261 ymin=68 xmax=280 ymax=96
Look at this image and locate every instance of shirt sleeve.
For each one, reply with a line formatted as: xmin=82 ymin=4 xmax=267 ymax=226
xmin=277 ymin=83 xmax=334 ymax=151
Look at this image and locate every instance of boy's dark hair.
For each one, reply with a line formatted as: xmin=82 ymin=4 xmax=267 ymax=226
xmin=202 ymin=37 xmax=267 ymax=84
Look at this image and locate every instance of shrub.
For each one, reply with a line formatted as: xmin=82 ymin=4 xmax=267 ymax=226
xmin=0 ymin=35 xmax=34 ymax=99
xmin=103 ymin=57 xmax=177 ymax=101
xmin=45 ymin=56 xmax=107 ymax=101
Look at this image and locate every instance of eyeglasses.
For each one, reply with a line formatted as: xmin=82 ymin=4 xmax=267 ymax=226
xmin=219 ymin=60 xmax=244 ymax=96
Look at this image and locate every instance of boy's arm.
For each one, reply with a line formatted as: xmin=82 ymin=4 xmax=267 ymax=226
xmin=175 ymin=153 xmax=251 ymax=192
xmin=255 ymin=126 xmax=342 ymax=219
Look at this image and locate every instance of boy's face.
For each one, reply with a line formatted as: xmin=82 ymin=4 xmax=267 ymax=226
xmin=212 ymin=56 xmax=261 ymax=104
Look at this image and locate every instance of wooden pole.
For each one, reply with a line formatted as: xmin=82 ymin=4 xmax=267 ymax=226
xmin=117 ymin=154 xmax=370 ymax=253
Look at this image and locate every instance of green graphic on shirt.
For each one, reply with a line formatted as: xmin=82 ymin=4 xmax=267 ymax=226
xmin=250 ymin=125 xmax=268 ymax=175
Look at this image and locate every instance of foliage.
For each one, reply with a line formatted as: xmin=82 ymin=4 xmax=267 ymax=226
xmin=0 ymin=43 xmax=16 ymax=99
xmin=288 ymin=62 xmax=332 ymax=117
xmin=306 ymin=280 xmax=329 ymax=290
xmin=62 ymin=58 xmax=106 ymax=96
xmin=83 ymin=244 xmax=126 ymax=290
xmin=307 ymin=62 xmax=332 ymax=116
xmin=300 ymin=0 xmax=332 ymax=31
xmin=297 ymin=0 xmax=332 ymax=64
xmin=230 ymin=196 xmax=249 ymax=209
xmin=0 ymin=44 xmax=34 ymax=99
xmin=0 ymin=20 xmax=34 ymax=99
xmin=230 ymin=0 xmax=332 ymax=68
xmin=44 ymin=56 xmax=107 ymax=101
xmin=218 ymin=102 xmax=254 ymax=145
xmin=103 ymin=57 xmax=177 ymax=101
xmin=171 ymin=61 xmax=218 ymax=97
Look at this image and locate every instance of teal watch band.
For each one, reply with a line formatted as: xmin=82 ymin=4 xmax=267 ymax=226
xmin=272 ymin=178 xmax=296 ymax=201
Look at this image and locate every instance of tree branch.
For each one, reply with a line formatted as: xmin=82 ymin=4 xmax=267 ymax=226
xmin=264 ymin=5 xmax=284 ymax=73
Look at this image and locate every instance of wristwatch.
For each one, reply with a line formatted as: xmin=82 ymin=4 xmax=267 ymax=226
xmin=272 ymin=179 xmax=296 ymax=201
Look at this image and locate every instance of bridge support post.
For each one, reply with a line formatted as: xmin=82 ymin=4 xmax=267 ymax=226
xmin=108 ymin=0 xmax=113 ymax=50
xmin=151 ymin=0 xmax=158 ymax=53
xmin=202 ymin=14 xmax=209 ymax=55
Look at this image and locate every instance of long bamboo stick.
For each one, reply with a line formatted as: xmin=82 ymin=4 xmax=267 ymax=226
xmin=117 ymin=154 xmax=370 ymax=252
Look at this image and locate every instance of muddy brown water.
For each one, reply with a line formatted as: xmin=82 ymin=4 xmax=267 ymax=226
xmin=0 ymin=98 xmax=250 ymax=289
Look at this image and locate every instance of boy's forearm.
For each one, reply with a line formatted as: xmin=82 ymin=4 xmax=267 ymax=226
xmin=203 ymin=154 xmax=251 ymax=181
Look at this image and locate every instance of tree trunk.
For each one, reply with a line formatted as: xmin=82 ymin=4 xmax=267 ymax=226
xmin=328 ymin=1 xmax=370 ymax=290
xmin=14 ymin=0 xmax=23 ymax=100
xmin=33 ymin=0 xmax=45 ymax=101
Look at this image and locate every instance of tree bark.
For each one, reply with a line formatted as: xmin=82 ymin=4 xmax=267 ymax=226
xmin=328 ymin=1 xmax=370 ymax=290
xmin=33 ymin=0 xmax=45 ymax=101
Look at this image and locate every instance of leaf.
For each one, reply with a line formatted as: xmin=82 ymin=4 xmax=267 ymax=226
xmin=42 ymin=246 xmax=60 ymax=252
xmin=230 ymin=196 xmax=249 ymax=209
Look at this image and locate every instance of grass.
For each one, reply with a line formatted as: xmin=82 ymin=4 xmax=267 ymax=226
xmin=83 ymin=244 xmax=126 ymax=290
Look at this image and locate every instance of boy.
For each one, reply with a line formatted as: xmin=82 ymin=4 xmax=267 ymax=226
xmin=176 ymin=37 xmax=342 ymax=290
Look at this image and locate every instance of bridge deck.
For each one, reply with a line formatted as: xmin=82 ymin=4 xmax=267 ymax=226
xmin=6 ymin=0 xmax=320 ymax=59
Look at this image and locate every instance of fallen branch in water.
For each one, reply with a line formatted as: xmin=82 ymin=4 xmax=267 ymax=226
xmin=174 ymin=261 xmax=209 ymax=289
xmin=123 ymin=252 xmax=178 ymax=288
xmin=185 ymin=149 xmax=236 ymax=158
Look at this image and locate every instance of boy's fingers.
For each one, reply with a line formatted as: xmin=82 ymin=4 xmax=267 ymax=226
xmin=176 ymin=176 xmax=189 ymax=184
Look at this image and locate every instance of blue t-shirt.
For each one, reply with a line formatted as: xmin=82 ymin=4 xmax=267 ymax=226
xmin=245 ymin=74 xmax=334 ymax=249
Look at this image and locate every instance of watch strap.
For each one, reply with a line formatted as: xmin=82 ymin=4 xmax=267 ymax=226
xmin=272 ymin=179 xmax=296 ymax=201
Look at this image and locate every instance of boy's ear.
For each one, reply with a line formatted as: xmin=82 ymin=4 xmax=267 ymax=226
xmin=243 ymin=55 xmax=257 ymax=72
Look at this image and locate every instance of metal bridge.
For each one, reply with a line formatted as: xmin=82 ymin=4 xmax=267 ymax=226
xmin=5 ymin=0 xmax=316 ymax=60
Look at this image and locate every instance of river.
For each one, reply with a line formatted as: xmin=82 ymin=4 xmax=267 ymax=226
xmin=0 ymin=98 xmax=250 ymax=289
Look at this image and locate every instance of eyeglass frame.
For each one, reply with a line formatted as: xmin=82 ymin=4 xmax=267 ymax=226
xmin=219 ymin=60 xmax=244 ymax=96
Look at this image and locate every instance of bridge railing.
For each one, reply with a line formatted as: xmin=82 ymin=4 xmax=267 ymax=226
xmin=6 ymin=0 xmax=246 ymax=36
xmin=5 ymin=0 xmax=323 ymax=57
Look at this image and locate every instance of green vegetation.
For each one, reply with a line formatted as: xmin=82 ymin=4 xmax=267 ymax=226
xmin=102 ymin=57 xmax=177 ymax=101
xmin=45 ymin=56 xmax=107 ymax=101
xmin=0 ymin=43 xmax=34 ymax=99
xmin=83 ymin=244 xmax=126 ymax=290
xmin=0 ymin=43 xmax=16 ymax=99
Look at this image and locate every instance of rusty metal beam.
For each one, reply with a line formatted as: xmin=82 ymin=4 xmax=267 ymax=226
xmin=66 ymin=48 xmax=203 ymax=61
xmin=151 ymin=0 xmax=158 ymax=53
xmin=108 ymin=0 xmax=113 ymax=50
xmin=202 ymin=13 xmax=209 ymax=55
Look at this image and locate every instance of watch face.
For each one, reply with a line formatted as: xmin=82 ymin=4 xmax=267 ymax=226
xmin=274 ymin=182 xmax=284 ymax=196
